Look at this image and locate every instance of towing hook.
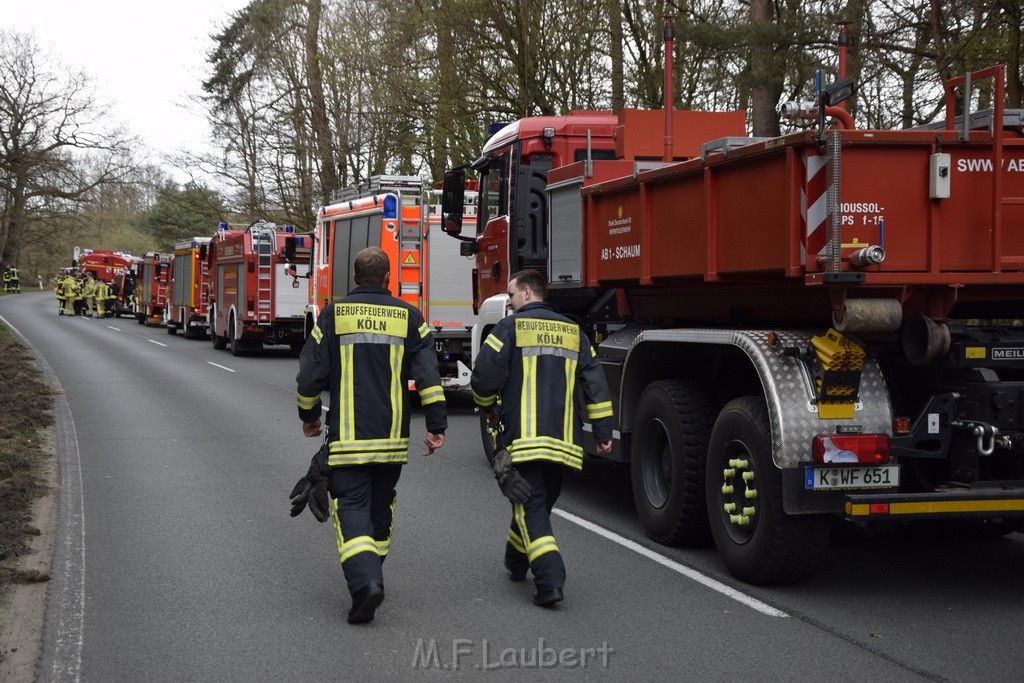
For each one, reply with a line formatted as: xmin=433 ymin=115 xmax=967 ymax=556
xmin=953 ymin=420 xmax=999 ymax=456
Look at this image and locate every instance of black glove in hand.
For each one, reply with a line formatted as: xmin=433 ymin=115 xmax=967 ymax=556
xmin=289 ymin=445 xmax=331 ymax=522
xmin=492 ymin=449 xmax=531 ymax=503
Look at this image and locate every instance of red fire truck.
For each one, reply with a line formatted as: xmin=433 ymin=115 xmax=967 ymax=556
xmin=442 ymin=34 xmax=1024 ymax=583
xmin=166 ymin=237 xmax=212 ymax=339
xmin=208 ymin=221 xmax=311 ymax=355
xmin=134 ymin=252 xmax=171 ymax=324
xmin=305 ymin=176 xmax=478 ymax=389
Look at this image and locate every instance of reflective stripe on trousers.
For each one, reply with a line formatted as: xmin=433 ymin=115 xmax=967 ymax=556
xmin=503 ymin=461 xmax=566 ymax=590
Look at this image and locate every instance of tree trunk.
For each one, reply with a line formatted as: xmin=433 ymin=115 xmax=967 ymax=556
xmin=609 ymin=0 xmax=624 ymax=113
xmin=749 ymin=0 xmax=780 ymax=137
xmin=305 ymin=0 xmax=338 ymax=199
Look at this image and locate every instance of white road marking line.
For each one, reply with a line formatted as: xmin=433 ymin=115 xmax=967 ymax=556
xmin=206 ymin=361 xmax=236 ymax=373
xmin=148 ymin=340 xmax=167 ymax=347
xmin=106 ymin=326 xmax=121 ymax=331
xmin=552 ymin=508 xmax=788 ymax=618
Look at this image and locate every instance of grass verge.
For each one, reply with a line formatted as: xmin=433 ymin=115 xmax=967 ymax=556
xmin=0 ymin=323 xmax=55 ymax=598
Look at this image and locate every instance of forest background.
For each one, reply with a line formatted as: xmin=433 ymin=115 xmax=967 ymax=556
xmin=2 ymin=0 xmax=1022 ymax=281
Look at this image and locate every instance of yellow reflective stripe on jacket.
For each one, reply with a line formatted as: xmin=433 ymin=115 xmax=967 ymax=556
xmin=296 ymin=393 xmax=320 ymax=410
xmin=339 ymin=345 xmax=355 ymax=440
xmin=520 ymin=355 xmax=537 ymax=439
xmin=339 ymin=535 xmax=380 ymax=563
xmin=333 ymin=302 xmax=409 ymax=338
xmin=389 ymin=345 xmax=404 ymax=440
xmin=327 ymin=437 xmax=410 ymax=466
xmin=563 ymin=358 xmax=576 ymax=442
xmin=527 ymin=535 xmax=559 ymax=562
xmin=310 ymin=323 xmax=323 ymax=344
xmin=418 ymin=322 xmax=430 ymax=339
xmin=418 ymin=385 xmax=444 ymax=405
xmin=587 ymin=401 xmax=613 ymax=420
xmin=484 ymin=334 xmax=503 ymax=353
xmin=509 ymin=436 xmax=584 ymax=470
xmin=473 ymin=390 xmax=497 ymax=407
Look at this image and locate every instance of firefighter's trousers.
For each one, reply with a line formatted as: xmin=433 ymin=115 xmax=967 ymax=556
xmin=328 ymin=463 xmax=401 ymax=596
xmin=504 ymin=461 xmax=566 ymax=591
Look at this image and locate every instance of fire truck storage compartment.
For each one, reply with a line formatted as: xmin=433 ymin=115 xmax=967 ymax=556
xmin=171 ymin=252 xmax=195 ymax=309
xmin=274 ymin=263 xmax=306 ymax=318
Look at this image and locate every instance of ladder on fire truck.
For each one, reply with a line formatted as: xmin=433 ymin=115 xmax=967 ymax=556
xmin=332 ymin=175 xmax=426 ymax=311
xmin=249 ymin=222 xmax=277 ymax=320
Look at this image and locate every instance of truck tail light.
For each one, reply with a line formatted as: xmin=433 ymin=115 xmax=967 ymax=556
xmin=812 ymin=434 xmax=890 ymax=464
xmin=892 ymin=416 xmax=911 ymax=435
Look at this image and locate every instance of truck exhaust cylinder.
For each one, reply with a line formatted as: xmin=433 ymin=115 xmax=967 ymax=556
xmin=833 ymin=298 xmax=902 ymax=333
xmin=901 ymin=314 xmax=951 ymax=366
xmin=849 ymin=245 xmax=886 ymax=268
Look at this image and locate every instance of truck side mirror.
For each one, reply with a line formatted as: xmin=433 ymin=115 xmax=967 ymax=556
xmin=284 ymin=236 xmax=296 ymax=263
xmin=441 ymin=169 xmax=466 ymax=235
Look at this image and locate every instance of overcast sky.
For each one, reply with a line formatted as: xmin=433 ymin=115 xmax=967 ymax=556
xmin=7 ymin=0 xmax=251 ymax=178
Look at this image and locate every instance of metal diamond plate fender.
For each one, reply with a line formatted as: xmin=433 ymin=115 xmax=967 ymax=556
xmin=622 ymin=329 xmax=893 ymax=469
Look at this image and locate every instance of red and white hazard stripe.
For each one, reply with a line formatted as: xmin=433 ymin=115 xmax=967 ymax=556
xmin=801 ymin=151 xmax=828 ymax=265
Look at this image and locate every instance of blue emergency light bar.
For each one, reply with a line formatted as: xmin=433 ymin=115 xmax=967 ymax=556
xmin=296 ymin=237 xmax=305 ymax=246
xmin=218 ymin=222 xmax=229 ymax=230
xmin=284 ymin=225 xmax=294 ymax=233
xmin=488 ymin=122 xmax=512 ymax=134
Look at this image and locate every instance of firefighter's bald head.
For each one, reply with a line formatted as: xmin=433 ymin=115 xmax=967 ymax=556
xmin=353 ymin=247 xmax=390 ymax=287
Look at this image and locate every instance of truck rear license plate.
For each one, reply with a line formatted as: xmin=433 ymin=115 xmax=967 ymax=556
xmin=805 ymin=465 xmax=900 ymax=490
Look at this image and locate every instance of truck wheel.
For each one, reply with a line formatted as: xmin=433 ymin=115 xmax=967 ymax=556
xmin=210 ymin=307 xmax=227 ymax=349
xmin=631 ymin=380 xmax=714 ymax=546
xmin=479 ymin=411 xmax=497 ymax=466
xmin=706 ymin=396 xmax=830 ymax=585
xmin=136 ymin=313 xmax=146 ymax=325
xmin=167 ymin=323 xmax=177 ymax=335
xmin=228 ymin=315 xmax=246 ymax=357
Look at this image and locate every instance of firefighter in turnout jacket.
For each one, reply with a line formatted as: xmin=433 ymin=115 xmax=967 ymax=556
xmin=471 ymin=269 xmax=614 ymax=608
xmin=295 ymin=246 xmax=447 ymax=624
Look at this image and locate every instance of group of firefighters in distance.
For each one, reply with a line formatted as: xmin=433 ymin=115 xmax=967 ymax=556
xmin=53 ymin=268 xmax=119 ymax=317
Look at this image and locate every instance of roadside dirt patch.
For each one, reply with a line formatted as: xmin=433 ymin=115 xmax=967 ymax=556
xmin=0 ymin=324 xmax=57 ymax=671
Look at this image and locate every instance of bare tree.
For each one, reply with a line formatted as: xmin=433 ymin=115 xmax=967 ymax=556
xmin=0 ymin=30 xmax=135 ymax=266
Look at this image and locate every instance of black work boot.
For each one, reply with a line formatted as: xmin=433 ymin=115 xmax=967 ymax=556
xmin=532 ymin=587 xmax=564 ymax=607
xmin=348 ymin=581 xmax=385 ymax=624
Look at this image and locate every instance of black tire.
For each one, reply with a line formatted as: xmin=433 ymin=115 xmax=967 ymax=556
xmin=136 ymin=312 xmax=146 ymax=325
xmin=289 ymin=340 xmax=305 ymax=354
xmin=210 ymin=307 xmax=227 ymax=349
xmin=631 ymin=380 xmax=714 ymax=546
xmin=167 ymin=323 xmax=177 ymax=335
xmin=479 ymin=411 xmax=497 ymax=466
xmin=228 ymin=314 xmax=245 ymax=356
xmin=706 ymin=396 xmax=830 ymax=585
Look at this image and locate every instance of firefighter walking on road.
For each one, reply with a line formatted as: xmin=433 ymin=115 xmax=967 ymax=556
xmin=294 ymin=246 xmax=447 ymax=625
xmin=471 ymin=269 xmax=614 ymax=608
xmin=95 ymin=277 xmax=111 ymax=317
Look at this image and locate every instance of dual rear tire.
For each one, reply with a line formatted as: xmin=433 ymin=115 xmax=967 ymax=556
xmin=630 ymin=383 xmax=830 ymax=585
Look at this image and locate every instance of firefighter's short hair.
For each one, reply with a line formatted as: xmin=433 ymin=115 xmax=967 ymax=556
xmin=353 ymin=247 xmax=389 ymax=287
xmin=510 ymin=269 xmax=547 ymax=300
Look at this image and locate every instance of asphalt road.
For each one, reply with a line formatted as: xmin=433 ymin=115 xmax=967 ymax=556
xmin=3 ymin=290 xmax=1023 ymax=682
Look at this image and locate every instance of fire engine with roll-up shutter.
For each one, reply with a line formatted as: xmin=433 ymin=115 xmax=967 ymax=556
xmin=441 ymin=22 xmax=1024 ymax=585
xmin=134 ymin=252 xmax=170 ymax=325
xmin=208 ymin=221 xmax=311 ymax=356
xmin=302 ymin=176 xmax=478 ymax=390
xmin=166 ymin=237 xmax=212 ymax=339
